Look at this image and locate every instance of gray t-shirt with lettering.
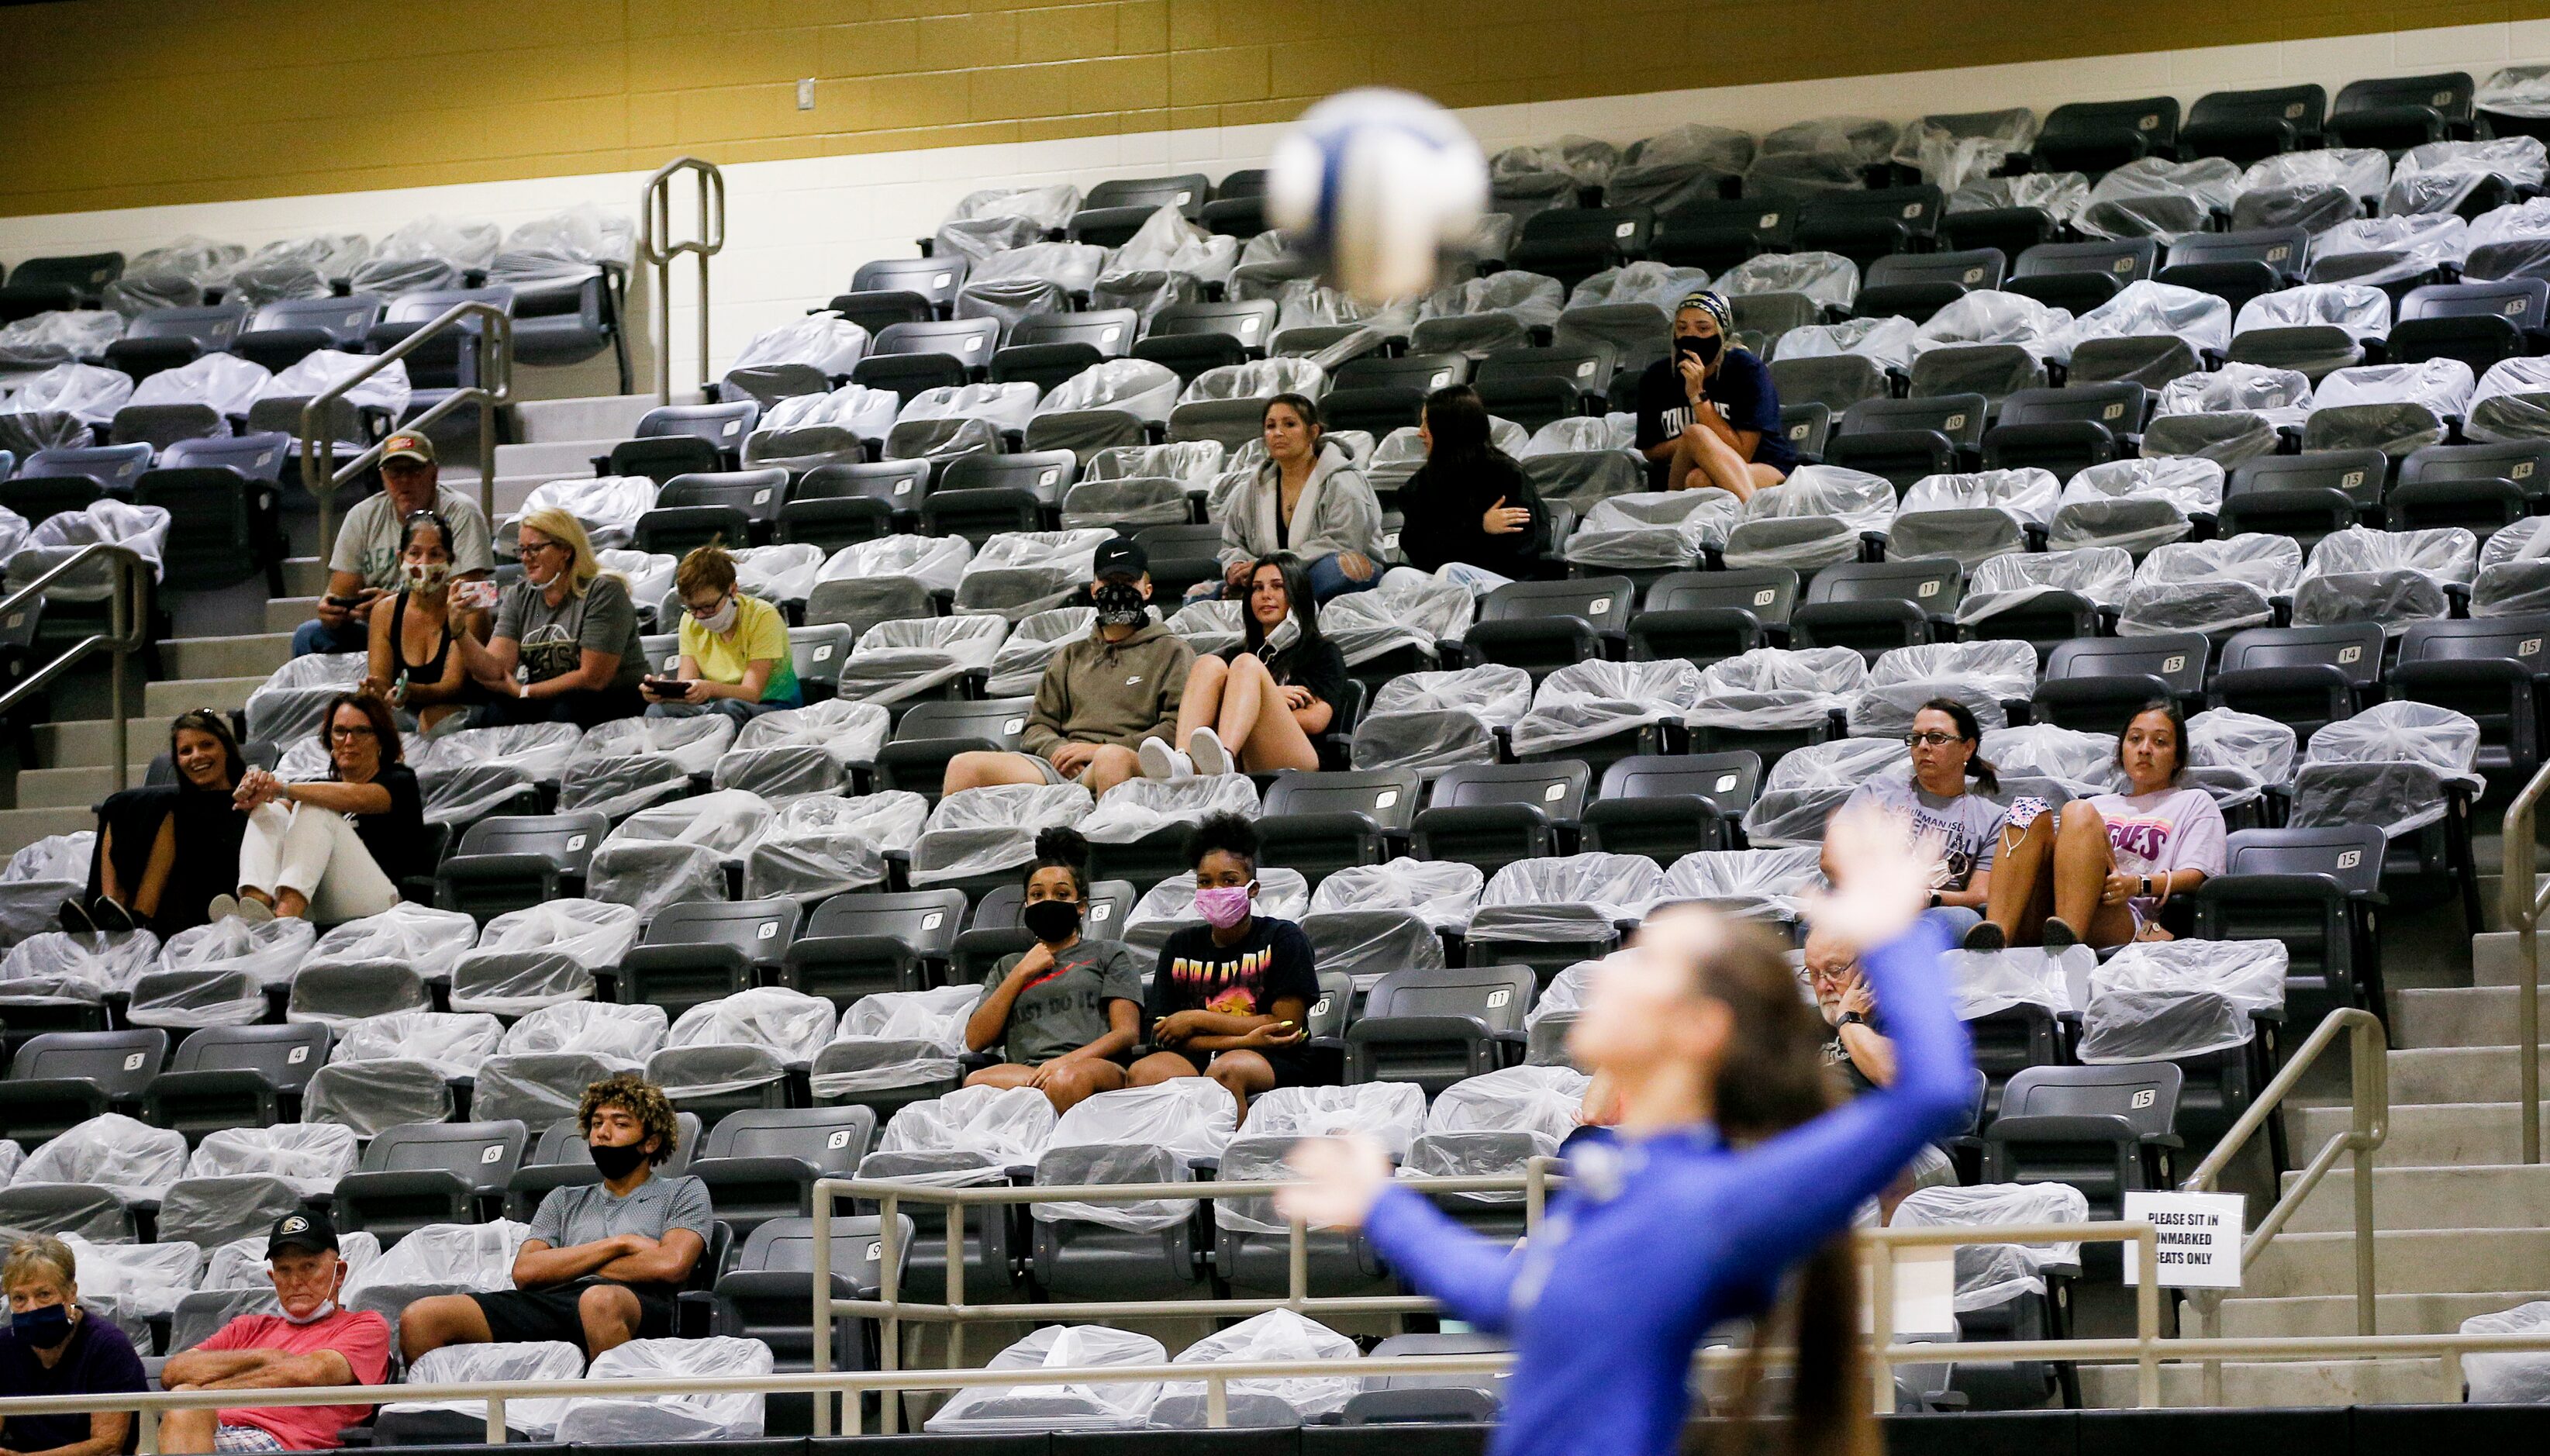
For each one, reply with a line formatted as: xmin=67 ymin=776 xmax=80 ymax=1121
xmin=1841 ymin=775 xmax=2007 ymax=891
xmin=327 ymin=486 xmax=494 ymax=588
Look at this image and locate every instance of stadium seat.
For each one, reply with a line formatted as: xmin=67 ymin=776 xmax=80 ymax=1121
xmin=140 ymin=1023 xmax=330 ymax=1144
xmin=2008 ymin=239 xmax=2158 ymax=314
xmin=1461 ymin=577 xmax=1634 ymax=679
xmin=503 ymin=1112 xmax=704 ymax=1220
xmin=2327 ymin=71 xmax=2474 ymax=153
xmin=2182 ymin=84 xmax=2327 ymax=161
xmin=951 ymin=878 xmax=1137 ymax=982
xmin=1345 ymin=964 xmax=1535 ymax=1095
xmin=686 ymin=1106 xmax=878 ymax=1240
xmin=618 ymin=899 xmax=804 ymax=1020
xmin=870 ymin=695 xmax=1033 ymax=801
xmin=2196 ymin=823 xmax=2390 ymax=1037
xmin=434 ymin=813 xmax=610 ymax=924
xmin=333 ymin=1120 xmax=529 ymax=1245
xmin=1258 ymin=768 xmax=1423 ymax=885
xmin=1827 ymin=394 xmax=1989 ymax=492
xmin=0 ymin=1030 xmax=167 ymax=1146
xmin=1984 ymin=1063 xmax=2183 ymax=1223
xmin=1981 ymin=384 xmax=2145 ymax=478
xmin=1795 ymin=186 xmax=1943 ymax=267
xmin=1789 ymin=556 xmax=1962 ymax=661
xmin=1854 ymin=249 xmax=2008 ymax=323
xmin=779 ymin=888 xmax=969 ymax=1005
xmin=852 ymin=256 xmax=969 ymax=316
xmin=232 ymin=295 xmax=385 ymax=373
xmin=2209 ymin=623 xmax=2386 ymax=744
xmin=1411 ymin=761 xmax=1593 ymax=874
xmin=1654 ymin=196 xmax=1796 ymax=274
xmin=2388 ymin=615 xmax=2550 ymax=787
xmin=2157 ymin=227 xmax=2310 ymax=316
xmin=1580 ymin=750 xmax=1762 ymax=861
xmin=2034 ymin=98 xmax=2180 ymax=176
xmin=1631 ymin=568 xmax=1799 ymax=664
xmin=100 ymin=302 xmax=247 ymax=382
xmin=2032 ymin=633 xmax=2209 ymax=731
xmin=1510 ymin=206 xmax=1657 ymax=290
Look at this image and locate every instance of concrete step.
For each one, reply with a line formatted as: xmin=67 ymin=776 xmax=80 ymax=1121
xmin=509 ymin=393 xmax=685 ymax=444
xmin=2384 ymin=1045 xmax=2550 ymax=1105
xmin=140 ymin=677 xmax=263 ymax=719
xmin=281 ymin=558 xmax=326 ymax=597
xmin=160 ymin=633 xmax=292 ymax=682
xmin=265 ymin=597 xmax=319 ymax=634
xmin=2220 ymin=1289 xmax=2550 ymax=1337
xmin=32 ymin=719 xmax=147 ymax=772
xmin=2246 ymin=1227 xmax=2550 ymax=1299
xmin=2473 ymin=931 xmax=2529 ymax=988
xmin=14 ymin=767 xmax=113 ymax=811
xmin=2279 ymin=1161 xmax=2550 ymax=1232
xmin=2076 ymin=1354 xmax=2451 ymax=1407
xmin=2294 ymin=1099 xmax=2550 ymax=1165
xmin=493 ymin=474 xmax=548 ymax=516
xmin=2392 ymin=985 xmax=2550 ymax=1050
xmin=494 ymin=440 xmax=617 ymax=483
xmin=0 ymin=806 xmax=101 ymax=857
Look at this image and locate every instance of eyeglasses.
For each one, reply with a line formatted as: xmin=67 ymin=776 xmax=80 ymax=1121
xmin=329 ymin=725 xmax=378 ymax=740
xmin=681 ymin=595 xmax=731 ymax=619
xmin=519 ymin=540 xmax=567 ymax=557
xmin=1905 ymin=731 xmax=1964 ymax=748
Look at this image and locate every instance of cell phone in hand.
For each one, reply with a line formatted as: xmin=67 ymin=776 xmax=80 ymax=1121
xmin=325 ymin=594 xmax=367 ymax=609
xmin=451 ymin=579 xmax=499 ymax=610
xmin=642 ymin=677 xmax=687 ymax=698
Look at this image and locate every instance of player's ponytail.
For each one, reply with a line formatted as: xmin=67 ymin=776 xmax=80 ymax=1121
xmin=1693 ymin=918 xmax=1879 ymax=1456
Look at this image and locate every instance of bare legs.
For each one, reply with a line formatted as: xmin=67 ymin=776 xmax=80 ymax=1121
xmin=941 ymin=745 xmax=1142 ymax=797
xmin=1979 ymin=806 xmax=2140 ymax=948
xmin=1668 ymin=423 xmax=1783 ymax=502
xmin=965 ymin=1057 xmax=1127 ymax=1113
xmin=1127 ymin=1047 xmax=1278 ymax=1120
xmin=1171 ymin=654 xmax=1319 ymax=773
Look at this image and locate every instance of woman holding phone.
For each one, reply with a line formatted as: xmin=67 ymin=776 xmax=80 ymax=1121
xmin=363 ymin=510 xmax=489 ymax=733
xmin=1632 ymin=289 xmax=1795 ymax=500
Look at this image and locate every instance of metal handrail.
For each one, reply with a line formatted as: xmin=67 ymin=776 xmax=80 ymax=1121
xmin=299 ymin=302 xmax=514 ymax=557
xmin=0 ymin=543 xmax=150 ymax=789
xmin=638 ymin=157 xmax=725 ymax=404
xmin=2500 ymin=755 xmax=2550 ymax=1165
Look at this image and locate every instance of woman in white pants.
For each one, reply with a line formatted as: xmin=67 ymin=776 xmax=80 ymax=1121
xmin=213 ymin=693 xmax=425 ymax=924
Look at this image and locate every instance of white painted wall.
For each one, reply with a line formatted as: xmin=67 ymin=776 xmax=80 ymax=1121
xmin=2 ymin=18 xmax=2544 ymax=394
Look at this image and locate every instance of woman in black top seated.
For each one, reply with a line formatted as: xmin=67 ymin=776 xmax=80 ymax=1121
xmin=1140 ymin=552 xmax=1349 ymax=778
xmin=64 ymin=710 xmax=248 ymax=937
xmin=1632 ymin=288 xmax=1797 ymax=501
xmin=364 ymin=509 xmax=484 ymax=734
xmin=1396 ymin=383 xmax=1553 ymax=580
xmin=214 ymin=692 xmax=424 ymax=924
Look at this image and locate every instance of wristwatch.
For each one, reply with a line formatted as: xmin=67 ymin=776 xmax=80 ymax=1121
xmin=1836 ymin=1011 xmax=1868 ymax=1030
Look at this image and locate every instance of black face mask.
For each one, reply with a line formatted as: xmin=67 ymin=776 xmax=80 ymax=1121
xmin=1092 ymin=581 xmax=1147 ymax=627
xmin=1677 ymin=334 xmax=1724 ymax=366
xmin=1021 ymin=897 xmax=1083 ymax=945
xmin=589 ymin=1140 xmax=650 ymax=1178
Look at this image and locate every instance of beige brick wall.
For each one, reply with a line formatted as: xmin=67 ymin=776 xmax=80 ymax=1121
xmin=5 ymin=0 xmax=2547 ymax=216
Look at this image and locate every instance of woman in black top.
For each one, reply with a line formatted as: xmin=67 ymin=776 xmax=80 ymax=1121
xmin=1140 ymin=552 xmax=1348 ymax=778
xmin=66 ymin=710 xmax=248 ymax=937
xmin=216 ymin=692 xmax=424 ymax=924
xmin=1631 ymin=288 xmax=1797 ymax=500
xmin=1396 ymin=383 xmax=1553 ymax=580
xmin=363 ymin=510 xmax=483 ymax=734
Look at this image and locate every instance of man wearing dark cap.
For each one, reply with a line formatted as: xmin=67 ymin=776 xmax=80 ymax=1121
xmin=943 ymin=536 xmax=1193 ymax=799
xmin=160 ymin=1211 xmax=390 ymax=1453
xmin=292 ymin=430 xmax=495 ymax=657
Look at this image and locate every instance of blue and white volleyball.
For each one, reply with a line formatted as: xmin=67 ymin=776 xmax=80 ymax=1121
xmin=1267 ymin=87 xmax=1489 ymax=304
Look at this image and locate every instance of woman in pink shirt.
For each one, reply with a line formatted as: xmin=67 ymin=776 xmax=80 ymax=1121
xmin=1967 ymin=700 xmax=2227 ymax=951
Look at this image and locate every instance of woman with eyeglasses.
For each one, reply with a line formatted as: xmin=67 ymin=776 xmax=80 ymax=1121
xmin=64 ymin=709 xmax=249 ymax=937
xmin=1823 ymin=698 xmax=2004 ymax=943
xmin=363 ymin=510 xmax=488 ymax=735
xmin=461 ymin=507 xmax=648 ymax=727
xmin=644 ymin=543 xmax=799 ymax=725
xmin=212 ymin=693 xmax=423 ymax=924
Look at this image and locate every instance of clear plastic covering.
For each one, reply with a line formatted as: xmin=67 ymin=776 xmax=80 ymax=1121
xmin=1889 ymin=468 xmax=2062 ymax=569
xmin=2076 ymin=939 xmax=2288 ymax=1063
xmin=385 ymin=1342 xmax=585 ymax=1440
xmin=1568 ymin=261 xmax=1713 ymax=312
xmin=2293 ymin=524 xmax=2478 ymax=634
xmin=238 ymin=651 xmax=364 ymax=746
xmin=451 ymin=898 xmax=641 ymax=1015
xmin=947 ymin=182 xmax=1083 ymax=231
xmin=10 ymin=364 xmax=133 ymax=424
xmin=827 ymin=614 xmax=1006 ymax=706
xmin=958 ymin=244 xmax=1112 ymax=340
xmin=1889 ymin=1182 xmax=2089 ymax=1311
xmin=1352 ymin=663 xmax=1534 ymax=778
xmin=1178 ymin=357 xmax=1328 ymax=405
xmin=1509 ymin=659 xmax=1707 ymax=757
xmin=2469 ymin=356 xmax=2550 ymax=443
xmin=1689 ymin=646 xmax=1867 ymax=733
xmin=0 ymin=928 xmax=159 ymax=1001
xmin=1309 ymin=861 xmax=1485 ymax=931
xmin=1721 ymin=464 xmax=1896 ymax=571
xmin=342 ymin=1219 xmax=528 ymax=1318
xmin=1946 ymin=945 xmax=2093 ymax=1020
xmin=1152 ymin=1308 xmax=1365 ymax=1427
xmin=2314 ymin=213 xmax=2473 ymax=287
xmin=586 ymin=792 xmax=771 ymax=923
xmin=157 ymin=917 xmax=315 ymax=990
xmin=1317 ymin=566 xmax=1475 ymax=668
xmin=1948 ymin=171 xmax=2090 ymax=223
xmin=303 ymin=1059 xmax=454 ymax=1137
xmin=1897 ymin=109 xmax=2038 ymax=189
xmin=2235 ymin=283 xmax=2393 ymax=340
xmin=807 ymin=533 xmax=975 ymax=634
xmin=732 ymin=313 xmax=870 ymax=377
xmin=1079 ymin=772 xmax=1260 ymax=845
xmin=1959 ymin=547 xmax=2135 ymax=624
xmin=1094 ymin=208 xmax=1241 ymax=320
xmin=2241 ymin=148 xmax=2392 ymax=206
xmin=10 ymin=500 xmax=171 ymax=599
xmin=57 ymin=1234 xmax=202 ymax=1343
xmin=2386 ymin=138 xmax=2550 ymax=218
xmin=2078 ymin=157 xmax=2244 ymax=243
xmin=911 ymin=781 xmax=1093 ymax=885
xmin=2157 ymin=363 xmax=2315 ymax=427
xmin=730 ymin=542 xmax=825 ymax=609
xmin=558 ymin=713 xmax=737 ymax=818
xmin=0 ymin=311 xmax=124 ymax=371
xmin=411 ymin=723 xmax=585 ymax=826
xmin=1213 ymin=1085 xmax=1427 ymax=1227
xmin=2058 ymin=280 xmax=2232 ymax=356
xmin=1713 ymin=251 xmax=1858 ymax=310
xmin=257 ymin=347 xmax=412 ymax=421
xmin=2307 ymin=358 xmax=2476 ymax=457
xmin=1407 ymin=1064 xmax=1592 ymax=1200
xmin=1741 ymin=736 xmax=1911 ymax=846
xmin=123 ymin=968 xmax=264 ymax=1030
xmin=2117 ymin=534 xmax=2305 ymax=636
xmin=16 ymin=1113 xmax=188 ymax=1201
xmin=2460 ymin=1299 xmax=2550 ymax=1402
xmin=1034 ymin=357 xmax=1182 ymax=427
xmin=1525 ymin=414 xmax=1637 ymax=455
xmin=2291 ymin=700 xmax=2485 ymax=835
xmin=652 ymin=987 xmax=835 ymax=1101
xmin=499 ymin=999 xmax=668 ymax=1061
xmin=744 ymin=384 xmax=902 ymax=471
xmin=498 ymin=475 xmax=656 ymax=555
xmin=0 ymin=833 xmax=92 ymax=950
xmin=744 ymin=791 xmax=928 ymax=902
xmin=551 ymin=1335 xmax=772 ymax=1444
xmin=1849 ymin=640 xmax=2039 ymax=737
xmin=331 ymin=1009 xmax=502 ymax=1076
xmin=1476 ymin=852 xmax=1667 ymax=936
xmin=1982 ymin=723 xmax=2119 ymax=798
xmin=868 ymin=1082 xmax=1058 ymax=1186
xmin=128 ymin=353 xmax=273 ymax=418
xmin=1034 ymin=1078 xmax=1235 ymax=1231
xmin=986 ymin=607 xmax=1097 ymax=695
xmin=2187 ymin=706 xmax=2297 ymax=794
xmin=185 ymin=1124 xmax=359 ymax=1198
xmin=1660 ymin=846 xmax=1823 ymax=920
xmin=2473 ymin=516 xmax=2550 ymax=614
xmin=1746 ymin=116 xmax=1898 ymax=195
xmin=812 ymin=983 xmax=978 ymax=1098
xmin=1772 ymin=314 xmax=1921 ymax=374
xmin=924 ymin=1325 xmax=1167 ymax=1434
xmin=954 ymin=528 xmax=1114 ymax=620
xmin=1913 ymin=289 xmax=2076 ymax=363
xmin=1563 ymin=490 xmax=1740 ymax=571
xmin=1416 ymin=271 xmax=1566 ymax=340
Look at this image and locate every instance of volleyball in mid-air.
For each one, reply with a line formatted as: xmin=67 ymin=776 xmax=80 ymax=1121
xmin=1266 ymin=87 xmax=1489 ymax=305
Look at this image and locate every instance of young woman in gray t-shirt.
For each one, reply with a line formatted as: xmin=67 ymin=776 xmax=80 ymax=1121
xmin=1827 ymin=698 xmax=2007 ymax=944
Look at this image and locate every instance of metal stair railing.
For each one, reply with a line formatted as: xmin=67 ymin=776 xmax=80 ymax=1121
xmin=300 ymin=301 xmax=514 ymax=558
xmin=639 ymin=156 xmax=726 ymax=405
xmin=0 ymin=543 xmax=151 ymax=790
xmin=2500 ymin=756 xmax=2550 ymax=1165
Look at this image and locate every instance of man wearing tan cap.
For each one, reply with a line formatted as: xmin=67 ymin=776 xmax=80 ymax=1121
xmin=291 ymin=430 xmax=494 ymax=657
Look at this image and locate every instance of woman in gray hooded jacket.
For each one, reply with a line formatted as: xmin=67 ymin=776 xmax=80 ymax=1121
xmin=1206 ymin=392 xmax=1384 ymax=603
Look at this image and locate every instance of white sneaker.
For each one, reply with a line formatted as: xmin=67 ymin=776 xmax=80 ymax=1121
xmin=1137 ymin=737 xmax=1181 ymax=780
xmin=235 ymin=896 xmax=276 ymax=925
xmin=1189 ymin=726 xmax=1233 ymax=777
xmin=207 ymin=894 xmax=240 ymax=922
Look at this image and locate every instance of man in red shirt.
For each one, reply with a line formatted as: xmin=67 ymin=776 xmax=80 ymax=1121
xmin=160 ymin=1211 xmax=392 ymax=1452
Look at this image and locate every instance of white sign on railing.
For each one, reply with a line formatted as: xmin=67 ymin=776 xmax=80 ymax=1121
xmin=2121 ymin=1191 xmax=2245 ymax=1289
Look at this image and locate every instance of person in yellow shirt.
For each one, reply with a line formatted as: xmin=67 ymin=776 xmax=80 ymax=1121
xmin=642 ymin=543 xmax=801 ymax=725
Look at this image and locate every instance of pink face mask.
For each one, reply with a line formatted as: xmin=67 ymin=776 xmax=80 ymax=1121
xmin=1196 ymin=884 xmax=1254 ymax=930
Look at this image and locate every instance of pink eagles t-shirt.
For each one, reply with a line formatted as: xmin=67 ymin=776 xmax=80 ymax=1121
xmin=2086 ymin=785 xmax=2229 ymax=924
xmin=197 ymin=1309 xmax=392 ymax=1449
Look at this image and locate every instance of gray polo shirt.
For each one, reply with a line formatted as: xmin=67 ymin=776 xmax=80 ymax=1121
xmin=526 ymin=1171 xmax=715 ymax=1251
xmin=330 ymin=485 xmax=495 ymax=588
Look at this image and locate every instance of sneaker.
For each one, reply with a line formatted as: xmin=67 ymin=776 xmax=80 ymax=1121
xmin=1137 ymin=737 xmax=1182 ymax=781
xmin=56 ymin=897 xmax=94 ymax=936
xmin=1188 ymin=726 xmax=1233 ymax=777
xmin=89 ymin=898 xmax=136 ymax=935
xmin=206 ymin=894 xmax=240 ymax=922
xmin=2039 ymin=916 xmax=2079 ymax=951
xmin=1960 ymin=919 xmax=2006 ymax=952
xmin=236 ymin=896 xmax=276 ymax=925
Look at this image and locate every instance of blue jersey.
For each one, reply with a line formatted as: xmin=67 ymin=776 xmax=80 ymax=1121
xmin=1361 ymin=914 xmax=1972 ymax=1456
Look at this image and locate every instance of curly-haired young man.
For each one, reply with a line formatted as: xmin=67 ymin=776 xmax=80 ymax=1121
xmin=396 ymin=1073 xmax=711 ymax=1362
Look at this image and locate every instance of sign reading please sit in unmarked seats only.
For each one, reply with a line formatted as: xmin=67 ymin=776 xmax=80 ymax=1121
xmin=2121 ymin=1191 xmax=2246 ymax=1289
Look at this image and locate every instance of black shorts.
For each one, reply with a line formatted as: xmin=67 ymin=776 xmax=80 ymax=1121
xmin=471 ymin=1278 xmax=677 ymax=1351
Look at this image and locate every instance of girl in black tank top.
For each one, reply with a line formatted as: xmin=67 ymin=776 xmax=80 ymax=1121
xmin=365 ymin=510 xmax=481 ymax=732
